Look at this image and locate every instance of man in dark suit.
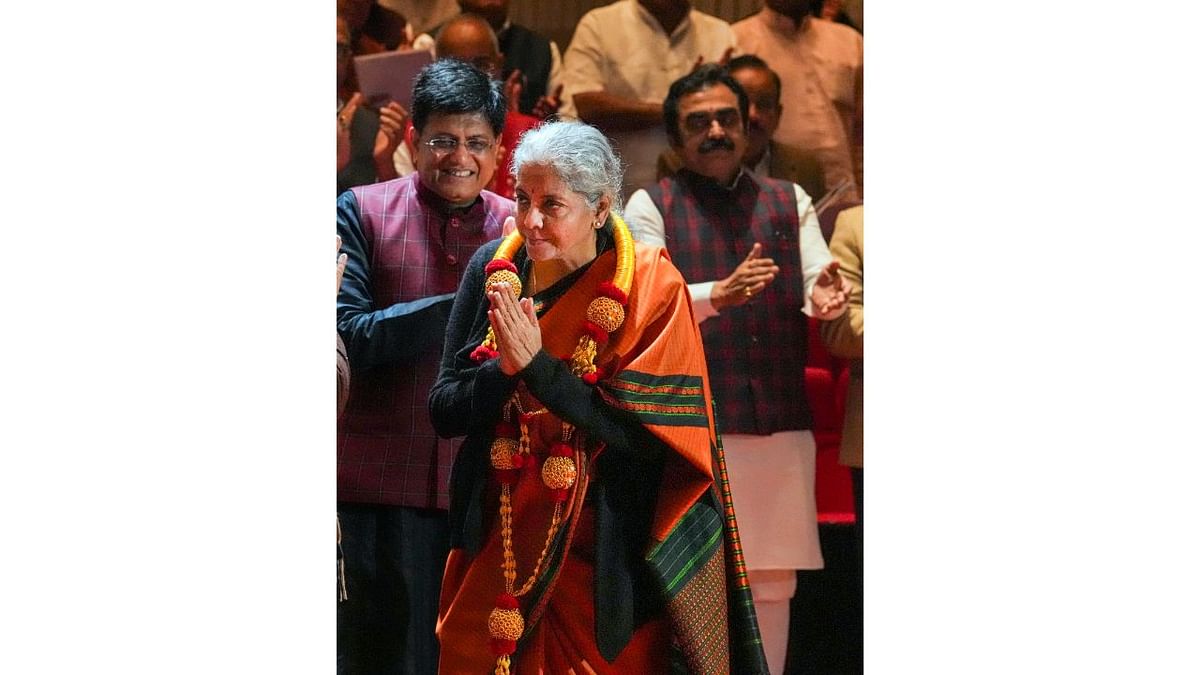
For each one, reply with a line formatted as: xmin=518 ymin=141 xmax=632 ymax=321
xmin=657 ymin=54 xmax=828 ymax=204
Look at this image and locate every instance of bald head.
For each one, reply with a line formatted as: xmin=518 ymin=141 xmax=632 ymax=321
xmin=435 ymin=14 xmax=502 ymax=79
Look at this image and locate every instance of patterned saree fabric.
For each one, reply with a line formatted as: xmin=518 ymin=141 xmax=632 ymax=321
xmin=435 ymin=238 xmax=767 ymax=673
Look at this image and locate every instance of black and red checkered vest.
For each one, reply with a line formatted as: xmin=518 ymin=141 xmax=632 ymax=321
xmin=647 ymin=169 xmax=812 ymax=435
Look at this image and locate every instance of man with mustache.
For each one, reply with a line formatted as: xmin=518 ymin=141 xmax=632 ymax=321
xmin=656 ymin=53 xmax=828 ymax=204
xmin=558 ymin=0 xmax=738 ymax=200
xmin=336 ymin=58 xmax=514 ymax=675
xmin=624 ymin=64 xmax=850 ymax=675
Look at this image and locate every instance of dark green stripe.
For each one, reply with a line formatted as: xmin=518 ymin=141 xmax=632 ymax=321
xmin=647 ymin=501 xmax=723 ymax=596
xmin=610 ymin=370 xmax=704 ymax=390
xmin=608 ymin=389 xmax=705 ymax=407
xmin=625 ymin=410 xmax=709 ymax=428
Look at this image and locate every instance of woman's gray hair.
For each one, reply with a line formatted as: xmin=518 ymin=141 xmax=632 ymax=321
xmin=509 ymin=120 xmax=625 ymax=215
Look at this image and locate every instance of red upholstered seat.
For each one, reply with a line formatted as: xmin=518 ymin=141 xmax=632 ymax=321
xmin=806 ymin=366 xmax=856 ymax=523
xmin=806 ymin=316 xmax=833 ymax=372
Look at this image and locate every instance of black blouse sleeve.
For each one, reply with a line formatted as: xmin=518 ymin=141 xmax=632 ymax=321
xmin=427 ymin=241 xmax=520 ymax=439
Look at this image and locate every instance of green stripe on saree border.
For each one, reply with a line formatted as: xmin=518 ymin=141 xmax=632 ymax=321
xmin=615 ymin=407 xmax=709 ymax=427
xmin=646 ymin=500 xmax=724 ymax=595
xmin=606 ymin=371 xmax=708 ymax=426
xmin=608 ymin=371 xmax=704 ymax=402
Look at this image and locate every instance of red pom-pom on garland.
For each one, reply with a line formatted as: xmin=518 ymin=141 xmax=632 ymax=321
xmin=494 ymin=421 xmax=517 ymax=438
xmin=597 ymin=281 xmax=628 ymax=305
xmin=549 ymin=442 xmax=573 ymax=458
xmin=550 ymin=488 xmax=569 ymax=503
xmin=510 ymin=453 xmax=526 ymax=469
xmin=471 ymin=345 xmax=499 ymax=363
xmin=495 ymin=593 xmax=520 ymax=609
xmin=581 ymin=320 xmax=609 ymax=345
xmin=485 ymin=259 xmax=519 ymax=275
xmin=522 ymin=456 xmax=540 ymax=478
xmin=581 ymin=371 xmax=601 ymax=386
xmin=490 ymin=638 xmax=518 ymax=657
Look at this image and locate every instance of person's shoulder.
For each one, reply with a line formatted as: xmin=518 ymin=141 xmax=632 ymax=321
xmin=752 ymin=171 xmax=798 ymax=194
xmin=479 ymin=189 xmax=517 ymax=213
xmin=689 ymin=6 xmax=735 ymax=32
xmin=581 ymin=0 xmax=625 ymax=22
xmin=812 ymin=16 xmax=862 ymax=46
xmin=835 ymin=204 xmax=864 ymax=234
xmin=346 ymin=172 xmax=417 ymax=204
xmin=731 ymin=10 xmax=761 ymax=30
xmin=467 ymin=237 xmax=505 ymax=270
xmin=632 ymin=241 xmax=685 ymax=286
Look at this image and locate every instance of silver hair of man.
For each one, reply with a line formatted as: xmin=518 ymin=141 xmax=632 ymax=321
xmin=509 ymin=121 xmax=625 ymax=215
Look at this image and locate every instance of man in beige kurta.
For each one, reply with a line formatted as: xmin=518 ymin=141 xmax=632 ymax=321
xmin=734 ymin=1 xmax=863 ymax=201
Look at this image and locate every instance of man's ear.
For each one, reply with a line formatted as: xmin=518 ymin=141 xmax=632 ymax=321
xmin=406 ymin=124 xmax=419 ymax=149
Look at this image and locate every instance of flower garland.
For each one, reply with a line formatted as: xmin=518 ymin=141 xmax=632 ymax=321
xmin=471 ymin=214 xmax=635 ymax=675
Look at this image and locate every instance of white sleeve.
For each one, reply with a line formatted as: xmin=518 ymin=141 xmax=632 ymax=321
xmin=624 ymin=189 xmax=719 ymax=323
xmin=557 ymin=12 xmax=606 ymax=119
xmin=547 ymin=40 xmax=563 ymax=100
xmin=795 ymin=183 xmax=833 ymax=317
xmin=392 ymin=142 xmax=417 ymax=178
xmin=622 ymin=190 xmax=665 ymax=247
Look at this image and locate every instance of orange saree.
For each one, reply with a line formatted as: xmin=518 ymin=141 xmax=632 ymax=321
xmin=430 ymin=235 xmax=767 ymax=674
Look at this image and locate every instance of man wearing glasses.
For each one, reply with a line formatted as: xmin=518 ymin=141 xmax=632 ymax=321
xmin=624 ymin=64 xmax=849 ymax=675
xmin=390 ymin=13 xmax=540 ymax=200
xmin=335 ymin=58 xmax=514 ymax=674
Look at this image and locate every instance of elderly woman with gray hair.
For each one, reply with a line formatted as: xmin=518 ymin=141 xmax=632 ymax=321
xmin=429 ymin=120 xmax=768 ymax=674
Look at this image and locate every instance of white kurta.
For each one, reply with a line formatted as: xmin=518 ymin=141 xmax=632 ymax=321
xmin=733 ymin=9 xmax=864 ymax=201
xmin=558 ymin=0 xmax=737 ymax=200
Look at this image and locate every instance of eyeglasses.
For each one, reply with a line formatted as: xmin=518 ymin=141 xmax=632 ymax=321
xmin=423 ymin=137 xmax=495 ymax=156
xmin=682 ymin=108 xmax=743 ymax=135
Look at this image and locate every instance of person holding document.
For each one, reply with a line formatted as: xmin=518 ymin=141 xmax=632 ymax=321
xmin=336 ymin=58 xmax=514 ymax=674
xmin=337 ymin=15 xmax=408 ymax=194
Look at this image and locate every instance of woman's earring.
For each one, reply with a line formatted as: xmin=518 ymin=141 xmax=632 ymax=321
xmin=593 ymin=220 xmax=602 ymax=229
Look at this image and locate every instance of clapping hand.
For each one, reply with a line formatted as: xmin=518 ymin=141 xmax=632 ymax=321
xmin=504 ymin=70 xmax=524 ymax=114
xmin=713 ymin=243 xmax=779 ymax=311
xmin=691 ymin=47 xmax=735 ymax=72
xmin=811 ymin=260 xmax=850 ymax=318
xmin=337 ymin=93 xmax=363 ymax=172
xmin=336 ymin=235 xmax=348 ymax=295
xmin=373 ymin=100 xmax=408 ymax=180
xmin=532 ymin=84 xmax=564 ymax=120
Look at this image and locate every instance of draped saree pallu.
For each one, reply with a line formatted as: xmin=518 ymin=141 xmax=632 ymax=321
xmin=436 ymin=215 xmax=768 ymax=674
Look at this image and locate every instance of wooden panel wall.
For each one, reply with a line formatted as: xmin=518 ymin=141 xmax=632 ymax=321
xmin=507 ymin=0 xmax=765 ymax=52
